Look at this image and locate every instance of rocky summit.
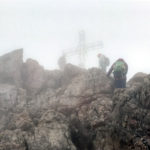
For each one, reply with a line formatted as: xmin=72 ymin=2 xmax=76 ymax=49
xmin=0 ymin=49 xmax=149 ymax=150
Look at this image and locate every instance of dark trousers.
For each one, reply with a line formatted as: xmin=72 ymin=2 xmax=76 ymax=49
xmin=113 ymin=71 xmax=126 ymax=88
xmin=114 ymin=78 xmax=126 ymax=88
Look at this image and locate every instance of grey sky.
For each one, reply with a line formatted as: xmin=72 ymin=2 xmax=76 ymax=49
xmin=0 ymin=0 xmax=150 ymax=79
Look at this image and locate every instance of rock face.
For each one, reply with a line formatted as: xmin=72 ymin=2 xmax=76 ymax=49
xmin=127 ymin=72 xmax=147 ymax=87
xmin=0 ymin=49 xmax=149 ymax=150
xmin=0 ymin=49 xmax=23 ymax=86
xmin=22 ymin=59 xmax=45 ymax=95
xmin=109 ymin=75 xmax=150 ymax=150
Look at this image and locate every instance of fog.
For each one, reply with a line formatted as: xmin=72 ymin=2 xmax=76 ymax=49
xmin=0 ymin=0 xmax=150 ymax=79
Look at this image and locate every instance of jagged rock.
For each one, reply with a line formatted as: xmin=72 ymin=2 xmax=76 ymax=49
xmin=0 ymin=50 xmax=149 ymax=150
xmin=107 ymin=75 xmax=150 ymax=150
xmin=44 ymin=70 xmax=63 ymax=89
xmin=25 ymin=110 xmax=76 ymax=150
xmin=27 ymin=67 xmax=113 ymax=120
xmin=58 ymin=63 xmax=86 ymax=89
xmin=0 ymin=84 xmax=26 ymax=112
xmin=8 ymin=111 xmax=34 ymax=131
xmin=63 ymin=63 xmax=86 ymax=79
xmin=0 ymin=130 xmax=27 ymax=150
xmin=0 ymin=49 xmax=23 ymax=86
xmin=78 ymin=95 xmax=112 ymax=128
xmin=57 ymin=68 xmax=113 ymax=109
xmin=44 ymin=64 xmax=85 ymax=90
xmin=22 ymin=59 xmax=45 ymax=95
xmin=128 ymin=72 xmax=148 ymax=87
xmin=0 ymin=84 xmax=26 ymax=130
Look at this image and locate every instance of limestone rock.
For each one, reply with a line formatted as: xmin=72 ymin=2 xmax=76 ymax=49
xmin=44 ymin=69 xmax=63 ymax=89
xmin=8 ymin=111 xmax=34 ymax=131
xmin=0 ymin=84 xmax=26 ymax=130
xmin=0 ymin=49 xmax=149 ymax=150
xmin=128 ymin=72 xmax=148 ymax=87
xmin=26 ymin=111 xmax=76 ymax=150
xmin=0 ymin=130 xmax=26 ymax=150
xmin=0 ymin=49 xmax=23 ymax=86
xmin=22 ymin=59 xmax=45 ymax=95
xmin=108 ymin=75 xmax=150 ymax=150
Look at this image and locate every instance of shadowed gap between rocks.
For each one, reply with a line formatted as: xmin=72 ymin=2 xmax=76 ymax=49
xmin=69 ymin=116 xmax=96 ymax=150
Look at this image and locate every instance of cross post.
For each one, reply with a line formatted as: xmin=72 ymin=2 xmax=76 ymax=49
xmin=64 ymin=30 xmax=103 ymax=68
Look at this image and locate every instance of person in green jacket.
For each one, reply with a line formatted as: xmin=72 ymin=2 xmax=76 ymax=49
xmin=107 ymin=58 xmax=128 ymax=88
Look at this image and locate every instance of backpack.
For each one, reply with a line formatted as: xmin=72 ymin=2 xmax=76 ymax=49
xmin=113 ymin=61 xmax=126 ymax=79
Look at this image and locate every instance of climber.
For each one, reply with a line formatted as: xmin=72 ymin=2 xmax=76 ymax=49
xmin=97 ymin=53 xmax=110 ymax=73
xmin=107 ymin=58 xmax=128 ymax=88
xmin=58 ymin=53 xmax=66 ymax=70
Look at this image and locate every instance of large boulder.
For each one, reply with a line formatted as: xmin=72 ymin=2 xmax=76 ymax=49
xmin=0 ymin=84 xmax=26 ymax=130
xmin=0 ymin=84 xmax=26 ymax=111
xmin=0 ymin=130 xmax=27 ymax=150
xmin=7 ymin=111 xmax=34 ymax=131
xmin=58 ymin=68 xmax=113 ymax=108
xmin=107 ymin=74 xmax=150 ymax=150
xmin=0 ymin=49 xmax=23 ymax=86
xmin=25 ymin=110 xmax=76 ymax=150
xmin=27 ymin=67 xmax=113 ymax=119
xmin=44 ymin=70 xmax=63 ymax=89
xmin=128 ymin=72 xmax=147 ymax=87
xmin=22 ymin=59 xmax=45 ymax=95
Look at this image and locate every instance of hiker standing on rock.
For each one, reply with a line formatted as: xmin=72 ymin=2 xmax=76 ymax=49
xmin=97 ymin=53 xmax=110 ymax=73
xmin=107 ymin=58 xmax=128 ymax=88
xmin=58 ymin=53 xmax=66 ymax=70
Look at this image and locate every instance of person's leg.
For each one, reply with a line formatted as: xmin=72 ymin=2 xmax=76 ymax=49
xmin=120 ymin=76 xmax=126 ymax=88
xmin=114 ymin=79 xmax=120 ymax=88
xmin=115 ymin=79 xmax=125 ymax=88
xmin=101 ymin=66 xmax=106 ymax=73
xmin=122 ymin=78 xmax=126 ymax=88
xmin=103 ymin=66 xmax=106 ymax=73
xmin=124 ymin=77 xmax=127 ymax=88
xmin=121 ymin=79 xmax=124 ymax=88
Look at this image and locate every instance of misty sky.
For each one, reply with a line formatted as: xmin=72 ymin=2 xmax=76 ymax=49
xmin=0 ymin=0 xmax=150 ymax=79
